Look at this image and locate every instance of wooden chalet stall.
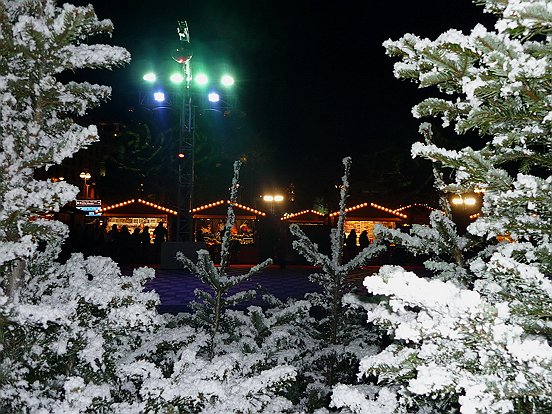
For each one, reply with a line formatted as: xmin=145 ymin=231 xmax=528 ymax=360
xmin=329 ymin=201 xmax=408 ymax=243
xmin=281 ymin=210 xmax=326 ymax=226
xmin=281 ymin=210 xmax=330 ymax=263
xmin=393 ymin=203 xmax=438 ymax=226
xmin=97 ymin=198 xmax=177 ymax=240
xmin=191 ymin=200 xmax=267 ymax=264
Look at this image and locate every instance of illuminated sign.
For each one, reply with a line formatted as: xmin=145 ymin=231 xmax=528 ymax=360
xmin=76 ymin=199 xmax=102 ymax=216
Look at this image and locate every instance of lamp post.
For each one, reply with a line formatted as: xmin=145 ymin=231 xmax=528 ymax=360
xmin=262 ymin=194 xmax=284 ymax=214
xmin=450 ymin=193 xmax=479 ymax=233
xmin=171 ymin=21 xmax=194 ymax=242
xmin=79 ymin=171 xmax=91 ymax=199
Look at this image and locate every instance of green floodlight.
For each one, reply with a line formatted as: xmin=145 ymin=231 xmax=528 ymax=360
xmin=170 ymin=72 xmax=185 ymax=84
xmin=143 ymin=72 xmax=156 ymax=82
xmin=194 ymin=72 xmax=209 ymax=86
xmin=220 ymin=74 xmax=235 ymax=87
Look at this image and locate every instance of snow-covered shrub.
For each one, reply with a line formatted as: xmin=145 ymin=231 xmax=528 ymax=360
xmin=1 ymin=256 xmax=163 ymax=413
xmin=333 ymin=1 xmax=552 ymax=412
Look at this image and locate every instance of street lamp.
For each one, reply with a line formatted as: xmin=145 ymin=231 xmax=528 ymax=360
xmin=79 ymin=171 xmax=91 ymax=199
xmin=451 ymin=195 xmax=477 ymax=207
xmin=450 ymin=193 xmax=480 ymax=233
xmin=262 ymin=194 xmax=284 ymax=214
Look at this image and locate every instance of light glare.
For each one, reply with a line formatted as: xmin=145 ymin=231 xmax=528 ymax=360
xmin=153 ymin=91 xmax=165 ymax=102
xmin=208 ymin=92 xmax=220 ymax=102
xmin=143 ymin=72 xmax=156 ymax=82
xmin=170 ymin=72 xmax=184 ymax=84
xmin=451 ymin=197 xmax=463 ymax=205
xmin=195 ymin=73 xmax=209 ymax=86
xmin=221 ymin=74 xmax=235 ymax=87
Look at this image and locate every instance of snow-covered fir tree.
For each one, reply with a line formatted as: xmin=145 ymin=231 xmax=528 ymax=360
xmin=332 ymin=1 xmax=552 ymax=413
xmin=289 ymin=156 xmax=386 ymax=411
xmin=176 ymin=160 xmax=274 ymax=359
xmin=122 ymin=160 xmax=310 ymax=413
xmin=0 ymin=2 xmax=166 ymax=412
xmin=0 ymin=0 xmax=129 ymax=300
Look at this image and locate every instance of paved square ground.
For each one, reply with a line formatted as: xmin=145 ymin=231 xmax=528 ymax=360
xmin=141 ymin=265 xmax=380 ymax=314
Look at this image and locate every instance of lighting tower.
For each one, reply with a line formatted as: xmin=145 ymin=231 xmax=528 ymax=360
xmin=172 ymin=21 xmax=194 ymax=241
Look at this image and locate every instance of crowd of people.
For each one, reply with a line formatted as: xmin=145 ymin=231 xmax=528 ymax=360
xmin=62 ymin=221 xmax=168 ymax=266
xmin=345 ymin=229 xmax=371 ymax=260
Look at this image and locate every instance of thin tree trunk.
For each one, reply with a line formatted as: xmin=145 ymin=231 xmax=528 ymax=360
xmin=7 ymin=259 xmax=25 ymax=303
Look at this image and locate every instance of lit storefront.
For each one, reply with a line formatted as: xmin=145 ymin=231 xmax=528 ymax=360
xmin=329 ymin=201 xmax=408 ymax=242
xmin=97 ymin=198 xmax=177 ymax=240
xmin=191 ymin=200 xmax=267 ymax=263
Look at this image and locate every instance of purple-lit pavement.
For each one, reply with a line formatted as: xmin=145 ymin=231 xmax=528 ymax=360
xmin=140 ymin=265 xmax=384 ymax=315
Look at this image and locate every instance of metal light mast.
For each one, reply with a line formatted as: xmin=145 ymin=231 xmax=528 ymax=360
xmin=172 ymin=21 xmax=194 ymax=241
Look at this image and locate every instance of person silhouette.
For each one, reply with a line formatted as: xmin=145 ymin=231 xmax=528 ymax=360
xmin=105 ymin=224 xmax=119 ymax=261
xmin=346 ymin=229 xmax=357 ymax=259
xmin=153 ymin=222 xmax=168 ymax=245
xmin=359 ymin=230 xmax=369 ymax=251
xmin=131 ymin=227 xmax=141 ymax=266
xmin=140 ymin=226 xmax=151 ymax=263
xmin=153 ymin=222 xmax=168 ymax=263
xmin=118 ymin=225 xmax=132 ymax=265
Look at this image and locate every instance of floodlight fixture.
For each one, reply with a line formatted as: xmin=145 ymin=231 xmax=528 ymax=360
xmin=170 ymin=72 xmax=184 ymax=84
xmin=208 ymin=92 xmax=220 ymax=102
xmin=220 ymin=74 xmax=235 ymax=87
xmin=153 ymin=91 xmax=166 ymax=102
xmin=195 ymin=73 xmax=209 ymax=86
xmin=143 ymin=72 xmax=156 ymax=82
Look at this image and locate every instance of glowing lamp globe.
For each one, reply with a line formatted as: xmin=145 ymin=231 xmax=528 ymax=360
xmin=208 ymin=92 xmax=220 ymax=103
xmin=170 ymin=72 xmax=184 ymax=84
xmin=194 ymin=73 xmax=209 ymax=86
xmin=220 ymin=74 xmax=235 ymax=87
xmin=153 ymin=91 xmax=165 ymax=102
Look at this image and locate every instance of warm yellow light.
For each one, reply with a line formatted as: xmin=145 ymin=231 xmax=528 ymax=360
xmin=464 ymin=197 xmax=477 ymax=206
xmin=274 ymin=195 xmax=284 ymax=202
xmin=263 ymin=195 xmax=274 ymax=202
xmin=451 ymin=196 xmax=464 ymax=205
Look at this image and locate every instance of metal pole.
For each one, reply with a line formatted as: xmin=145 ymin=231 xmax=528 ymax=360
xmin=174 ymin=21 xmax=194 ymax=242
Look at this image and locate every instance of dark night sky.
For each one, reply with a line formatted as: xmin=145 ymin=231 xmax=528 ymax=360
xmin=71 ymin=0 xmax=495 ymax=209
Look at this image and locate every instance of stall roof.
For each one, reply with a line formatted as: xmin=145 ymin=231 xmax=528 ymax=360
xmin=97 ymin=199 xmax=177 ymax=216
xmin=329 ymin=202 xmax=407 ymax=220
xmin=281 ymin=210 xmax=326 ymax=223
xmin=191 ymin=200 xmax=267 ymax=218
xmin=394 ymin=203 xmax=439 ymax=224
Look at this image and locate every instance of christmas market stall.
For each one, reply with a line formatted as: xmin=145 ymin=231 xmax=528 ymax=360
xmin=191 ymin=200 xmax=267 ymax=264
xmin=329 ymin=201 xmax=409 ymax=263
xmin=393 ymin=203 xmax=438 ymax=226
xmin=280 ymin=210 xmax=330 ymax=264
xmin=97 ymin=198 xmax=177 ymax=240
xmin=281 ymin=209 xmax=327 ymax=226
xmin=329 ymin=201 xmax=407 ymax=241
